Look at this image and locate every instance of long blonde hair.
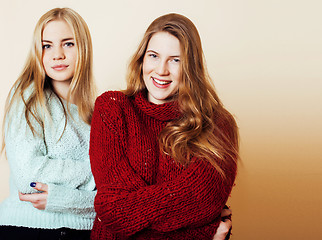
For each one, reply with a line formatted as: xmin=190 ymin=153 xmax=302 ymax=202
xmin=123 ymin=13 xmax=239 ymax=180
xmin=1 ymin=8 xmax=95 ymax=153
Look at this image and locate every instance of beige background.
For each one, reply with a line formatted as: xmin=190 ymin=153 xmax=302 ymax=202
xmin=1 ymin=0 xmax=321 ymax=239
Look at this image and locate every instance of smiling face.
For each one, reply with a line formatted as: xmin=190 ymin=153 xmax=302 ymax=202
xmin=42 ymin=19 xmax=77 ymax=90
xmin=142 ymin=31 xmax=181 ymax=105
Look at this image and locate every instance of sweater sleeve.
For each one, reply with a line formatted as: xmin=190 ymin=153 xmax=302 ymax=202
xmin=5 ymin=120 xmax=92 ymax=195
xmin=5 ymin=99 xmax=94 ymax=196
xmin=89 ymin=93 xmax=148 ymax=191
xmin=90 ymin=94 xmax=236 ymax=237
xmin=45 ymin=183 xmax=96 ymax=218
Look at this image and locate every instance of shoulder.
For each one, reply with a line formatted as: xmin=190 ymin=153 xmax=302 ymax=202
xmin=92 ymin=91 xmax=134 ymax=129
xmin=7 ymin=83 xmax=53 ymax=119
xmin=6 ymin=83 xmax=35 ymax=122
xmin=95 ymin=91 xmax=129 ymax=107
xmin=7 ymin=83 xmax=34 ymax=108
xmin=94 ymin=91 xmax=132 ymax=114
xmin=22 ymin=83 xmax=36 ymax=100
xmin=215 ymin=108 xmax=239 ymax=149
xmin=216 ymin=109 xmax=237 ymax=130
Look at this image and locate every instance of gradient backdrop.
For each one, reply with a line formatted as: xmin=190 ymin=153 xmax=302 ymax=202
xmin=0 ymin=1 xmax=321 ymax=239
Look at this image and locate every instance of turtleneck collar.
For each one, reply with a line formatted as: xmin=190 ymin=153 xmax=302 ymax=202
xmin=134 ymin=90 xmax=181 ymax=122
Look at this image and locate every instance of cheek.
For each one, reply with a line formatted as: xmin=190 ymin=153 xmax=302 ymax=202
xmin=142 ymin=60 xmax=147 ymax=75
xmin=42 ymin=55 xmax=49 ymax=69
xmin=170 ymin=65 xmax=181 ymax=80
xmin=142 ymin=67 xmax=148 ymax=81
xmin=142 ymin=59 xmax=154 ymax=75
xmin=65 ymin=48 xmax=77 ymax=64
xmin=176 ymin=69 xmax=181 ymax=81
xmin=69 ymin=52 xmax=77 ymax=66
xmin=73 ymin=51 xmax=78 ymax=63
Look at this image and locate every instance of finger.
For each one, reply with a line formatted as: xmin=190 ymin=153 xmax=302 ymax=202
xmin=32 ymin=201 xmax=46 ymax=210
xmin=19 ymin=192 xmax=47 ymax=203
xmin=223 ymin=219 xmax=232 ymax=228
xmin=19 ymin=192 xmax=35 ymax=202
xmin=18 ymin=192 xmax=26 ymax=201
xmin=221 ymin=208 xmax=232 ymax=217
xmin=218 ymin=219 xmax=232 ymax=234
xmin=30 ymin=182 xmax=48 ymax=192
xmin=213 ymin=219 xmax=232 ymax=240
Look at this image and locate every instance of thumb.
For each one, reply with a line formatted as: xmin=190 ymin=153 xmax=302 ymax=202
xmin=30 ymin=182 xmax=48 ymax=192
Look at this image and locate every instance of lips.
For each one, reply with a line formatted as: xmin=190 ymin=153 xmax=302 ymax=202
xmin=52 ymin=64 xmax=69 ymax=71
xmin=152 ymin=77 xmax=172 ymax=88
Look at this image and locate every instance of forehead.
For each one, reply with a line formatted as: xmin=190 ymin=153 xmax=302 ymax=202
xmin=147 ymin=31 xmax=181 ymax=55
xmin=42 ymin=19 xmax=74 ymax=40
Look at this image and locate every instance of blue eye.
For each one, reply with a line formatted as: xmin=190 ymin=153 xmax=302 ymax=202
xmin=149 ymin=53 xmax=157 ymax=58
xmin=64 ymin=42 xmax=75 ymax=47
xmin=173 ymin=58 xmax=180 ymax=63
xmin=42 ymin=44 xmax=51 ymax=49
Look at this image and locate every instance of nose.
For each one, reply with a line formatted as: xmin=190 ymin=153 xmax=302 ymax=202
xmin=155 ymin=61 xmax=169 ymax=76
xmin=53 ymin=46 xmax=65 ymax=60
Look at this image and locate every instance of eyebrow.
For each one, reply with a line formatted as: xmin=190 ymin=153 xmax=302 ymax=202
xmin=42 ymin=37 xmax=75 ymax=43
xmin=146 ymin=49 xmax=180 ymax=58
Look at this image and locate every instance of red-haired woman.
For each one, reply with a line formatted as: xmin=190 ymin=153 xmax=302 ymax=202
xmin=90 ymin=13 xmax=238 ymax=240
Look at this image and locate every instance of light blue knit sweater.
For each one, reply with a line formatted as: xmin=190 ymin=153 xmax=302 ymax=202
xmin=0 ymin=88 xmax=96 ymax=230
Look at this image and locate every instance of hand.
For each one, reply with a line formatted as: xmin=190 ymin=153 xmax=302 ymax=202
xmin=18 ymin=182 xmax=48 ymax=210
xmin=212 ymin=207 xmax=232 ymax=240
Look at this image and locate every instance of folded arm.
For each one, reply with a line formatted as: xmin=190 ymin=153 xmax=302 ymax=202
xmin=90 ymin=95 xmax=235 ymax=236
xmin=5 ymin=103 xmax=96 ymax=217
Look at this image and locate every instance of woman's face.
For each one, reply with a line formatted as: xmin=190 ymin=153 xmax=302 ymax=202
xmin=42 ymin=19 xmax=77 ymax=88
xmin=142 ymin=31 xmax=181 ymax=105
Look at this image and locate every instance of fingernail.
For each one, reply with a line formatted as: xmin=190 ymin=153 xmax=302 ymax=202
xmin=30 ymin=182 xmax=36 ymax=187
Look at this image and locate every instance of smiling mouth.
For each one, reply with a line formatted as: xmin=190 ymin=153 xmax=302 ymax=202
xmin=52 ymin=65 xmax=69 ymax=71
xmin=152 ymin=77 xmax=172 ymax=87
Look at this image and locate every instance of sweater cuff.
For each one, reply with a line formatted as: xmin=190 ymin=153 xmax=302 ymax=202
xmin=45 ymin=183 xmax=96 ymax=218
xmin=46 ymin=183 xmax=67 ymax=212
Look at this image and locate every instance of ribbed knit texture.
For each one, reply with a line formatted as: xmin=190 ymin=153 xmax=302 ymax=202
xmin=89 ymin=91 xmax=236 ymax=239
xmin=0 ymin=87 xmax=96 ymax=230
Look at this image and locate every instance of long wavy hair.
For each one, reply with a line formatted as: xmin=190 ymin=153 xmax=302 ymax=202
xmin=123 ymin=13 xmax=239 ymax=180
xmin=1 ymin=8 xmax=96 ymax=153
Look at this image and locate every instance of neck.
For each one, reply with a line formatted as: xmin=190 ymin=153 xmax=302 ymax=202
xmin=51 ymin=80 xmax=74 ymax=104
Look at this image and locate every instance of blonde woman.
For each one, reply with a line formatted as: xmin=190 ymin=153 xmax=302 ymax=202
xmin=90 ymin=13 xmax=238 ymax=239
xmin=0 ymin=8 xmax=96 ymax=240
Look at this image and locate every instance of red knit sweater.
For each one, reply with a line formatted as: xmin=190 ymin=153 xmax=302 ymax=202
xmin=89 ymin=91 xmax=236 ymax=240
